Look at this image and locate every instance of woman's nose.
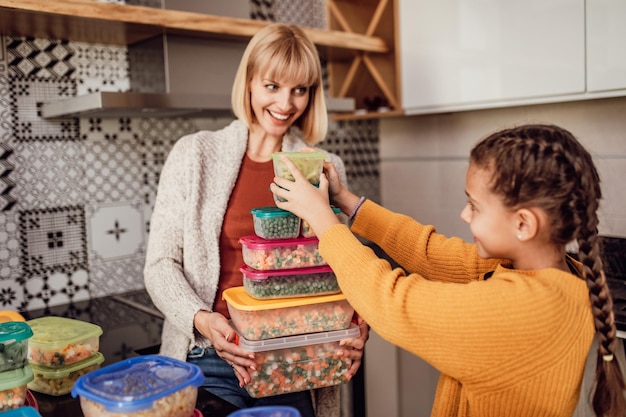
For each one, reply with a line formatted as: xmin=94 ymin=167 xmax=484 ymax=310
xmin=276 ymin=91 xmax=292 ymax=110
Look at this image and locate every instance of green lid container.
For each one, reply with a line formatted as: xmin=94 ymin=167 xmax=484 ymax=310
xmin=0 ymin=321 xmax=33 ymax=372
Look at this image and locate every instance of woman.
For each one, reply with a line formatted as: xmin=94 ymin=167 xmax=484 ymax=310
xmin=144 ymin=23 xmax=368 ymax=416
xmin=272 ymin=124 xmax=626 ymax=417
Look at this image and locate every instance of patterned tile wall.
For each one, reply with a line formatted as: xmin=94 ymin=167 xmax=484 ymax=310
xmin=0 ymin=0 xmax=380 ymax=311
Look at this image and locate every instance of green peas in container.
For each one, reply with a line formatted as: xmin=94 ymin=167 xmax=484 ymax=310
xmin=240 ymin=264 xmax=340 ymax=299
xmin=251 ymin=207 xmax=300 ymax=240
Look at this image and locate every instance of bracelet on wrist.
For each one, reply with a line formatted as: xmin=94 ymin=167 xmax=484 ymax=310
xmin=348 ymin=196 xmax=366 ymax=222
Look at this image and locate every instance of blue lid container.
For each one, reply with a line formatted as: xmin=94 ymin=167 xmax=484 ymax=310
xmin=0 ymin=406 xmax=42 ymax=417
xmin=71 ymin=355 xmax=204 ymax=416
xmin=227 ymin=406 xmax=302 ymax=417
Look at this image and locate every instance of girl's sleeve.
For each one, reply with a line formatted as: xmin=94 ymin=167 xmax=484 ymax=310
xmin=351 ymin=200 xmax=499 ymax=282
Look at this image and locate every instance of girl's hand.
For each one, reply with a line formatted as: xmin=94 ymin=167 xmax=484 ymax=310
xmin=322 ymin=161 xmax=344 ymax=204
xmin=193 ymin=310 xmax=256 ymax=387
xmin=339 ymin=314 xmax=370 ymax=380
xmin=270 ymin=155 xmax=340 ymax=237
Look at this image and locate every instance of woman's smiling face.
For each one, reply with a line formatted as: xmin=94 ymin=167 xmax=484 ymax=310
xmin=249 ymin=73 xmax=310 ymax=139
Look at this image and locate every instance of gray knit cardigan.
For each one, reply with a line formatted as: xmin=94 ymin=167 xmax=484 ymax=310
xmin=144 ymin=120 xmax=348 ymax=416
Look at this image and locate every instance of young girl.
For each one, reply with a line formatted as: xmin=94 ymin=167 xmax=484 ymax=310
xmin=271 ymin=124 xmax=626 ymax=416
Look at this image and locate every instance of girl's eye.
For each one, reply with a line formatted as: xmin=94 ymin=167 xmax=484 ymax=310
xmin=467 ymin=201 xmax=476 ymax=211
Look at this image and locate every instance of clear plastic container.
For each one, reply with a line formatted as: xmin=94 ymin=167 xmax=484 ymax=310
xmin=0 ymin=406 xmax=42 ymax=417
xmin=251 ymin=206 xmax=301 ymax=240
xmin=28 ymin=351 xmax=104 ymax=396
xmin=237 ymin=324 xmax=359 ymax=398
xmin=71 ymin=355 xmax=204 ymax=417
xmin=272 ymin=151 xmax=326 ymax=186
xmin=27 ymin=317 xmax=102 ymax=368
xmin=239 ymin=235 xmax=326 ymax=271
xmin=241 ymin=264 xmax=340 ymax=299
xmin=223 ymin=286 xmax=354 ymax=340
xmin=0 ymin=321 xmax=33 ymax=372
xmin=227 ymin=406 xmax=302 ymax=417
xmin=301 ymin=206 xmax=344 ymax=238
xmin=0 ymin=365 xmax=33 ymax=411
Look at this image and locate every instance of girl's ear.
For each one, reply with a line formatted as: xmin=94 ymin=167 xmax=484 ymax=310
xmin=514 ymin=208 xmax=541 ymax=241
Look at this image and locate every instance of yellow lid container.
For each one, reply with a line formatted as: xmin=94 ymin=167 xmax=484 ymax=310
xmin=27 ymin=317 xmax=102 ymax=368
xmin=223 ymin=286 xmax=353 ymax=341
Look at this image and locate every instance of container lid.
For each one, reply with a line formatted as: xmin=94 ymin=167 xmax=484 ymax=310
xmin=0 ymin=311 xmax=26 ymax=323
xmin=271 ymin=151 xmax=326 ymax=161
xmin=0 ymin=321 xmax=33 ymax=343
xmin=250 ymin=206 xmax=297 ymax=218
xmin=0 ymin=364 xmax=34 ymax=390
xmin=29 ymin=352 xmax=105 ymax=378
xmin=0 ymin=406 xmax=42 ymax=417
xmin=71 ymin=355 xmax=204 ymax=413
xmin=227 ymin=406 xmax=302 ymax=417
xmin=240 ymin=264 xmax=333 ymax=280
xmin=27 ymin=317 xmax=103 ymax=348
xmin=237 ymin=323 xmax=359 ymax=352
xmin=239 ymin=235 xmax=319 ymax=249
xmin=223 ymin=286 xmax=346 ymax=311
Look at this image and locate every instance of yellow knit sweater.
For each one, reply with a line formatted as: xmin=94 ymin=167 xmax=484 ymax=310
xmin=319 ymin=200 xmax=595 ymax=417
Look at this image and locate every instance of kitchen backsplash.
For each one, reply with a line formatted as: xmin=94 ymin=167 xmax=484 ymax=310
xmin=0 ymin=0 xmax=380 ymax=311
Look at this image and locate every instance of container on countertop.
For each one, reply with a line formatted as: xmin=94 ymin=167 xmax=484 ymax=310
xmin=223 ymin=286 xmax=353 ymax=340
xmin=227 ymin=406 xmax=301 ymax=416
xmin=237 ymin=324 xmax=359 ymax=398
xmin=0 ymin=321 xmax=32 ymax=372
xmin=0 ymin=365 xmax=33 ymax=411
xmin=28 ymin=351 xmax=104 ymax=396
xmin=27 ymin=317 xmax=102 ymax=368
xmin=0 ymin=405 xmax=42 ymax=417
xmin=239 ymin=235 xmax=326 ymax=271
xmin=71 ymin=354 xmax=203 ymax=417
xmin=241 ymin=264 xmax=339 ymax=299
xmin=251 ymin=207 xmax=301 ymax=240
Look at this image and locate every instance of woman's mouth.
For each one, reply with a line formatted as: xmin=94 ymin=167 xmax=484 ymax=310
xmin=269 ymin=110 xmax=290 ymax=121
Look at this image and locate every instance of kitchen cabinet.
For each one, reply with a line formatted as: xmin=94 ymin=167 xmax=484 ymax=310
xmin=586 ymin=0 xmax=626 ymax=92
xmin=398 ymin=0 xmax=586 ymax=114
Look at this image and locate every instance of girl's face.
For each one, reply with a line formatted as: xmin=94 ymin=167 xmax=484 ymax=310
xmin=460 ymin=163 xmax=519 ymax=259
xmin=249 ymin=73 xmax=310 ymax=139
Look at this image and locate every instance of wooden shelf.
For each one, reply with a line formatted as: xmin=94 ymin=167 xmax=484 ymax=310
xmin=0 ymin=0 xmax=389 ymax=54
xmin=326 ymin=0 xmax=400 ymax=119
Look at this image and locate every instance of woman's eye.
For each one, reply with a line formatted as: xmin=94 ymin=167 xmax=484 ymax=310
xmin=294 ymin=87 xmax=308 ymax=95
xmin=266 ymin=84 xmax=278 ymax=91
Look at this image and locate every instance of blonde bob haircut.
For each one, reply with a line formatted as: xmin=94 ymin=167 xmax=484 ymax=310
xmin=231 ymin=23 xmax=328 ymax=146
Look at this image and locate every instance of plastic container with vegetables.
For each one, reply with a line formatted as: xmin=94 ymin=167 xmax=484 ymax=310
xmin=0 ymin=321 xmax=33 ymax=372
xmin=71 ymin=355 xmax=203 ymax=417
xmin=272 ymin=151 xmax=325 ymax=202
xmin=0 ymin=365 xmax=33 ymax=411
xmin=27 ymin=317 xmax=102 ymax=368
xmin=239 ymin=235 xmax=326 ymax=271
xmin=28 ymin=351 xmax=104 ymax=396
xmin=251 ymin=207 xmax=301 ymax=240
xmin=241 ymin=264 xmax=339 ymax=299
xmin=223 ymin=286 xmax=354 ymax=341
xmin=237 ymin=324 xmax=359 ymax=398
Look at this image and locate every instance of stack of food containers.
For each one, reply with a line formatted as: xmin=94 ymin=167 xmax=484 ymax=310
xmin=0 ymin=321 xmax=34 ymax=411
xmin=25 ymin=317 xmax=104 ymax=397
xmin=223 ymin=151 xmax=359 ymax=399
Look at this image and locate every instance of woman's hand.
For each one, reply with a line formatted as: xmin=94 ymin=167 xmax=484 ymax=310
xmin=339 ymin=314 xmax=370 ymax=380
xmin=193 ymin=310 xmax=256 ymax=387
xmin=271 ymin=155 xmax=340 ymax=237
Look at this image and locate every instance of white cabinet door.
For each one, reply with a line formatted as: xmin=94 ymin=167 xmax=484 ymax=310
xmin=587 ymin=0 xmax=626 ymax=92
xmin=399 ymin=0 xmax=585 ymax=113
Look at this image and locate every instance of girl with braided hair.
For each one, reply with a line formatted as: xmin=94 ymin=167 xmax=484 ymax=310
xmin=270 ymin=123 xmax=626 ymax=416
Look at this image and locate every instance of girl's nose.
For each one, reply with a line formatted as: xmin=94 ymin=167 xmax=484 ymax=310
xmin=460 ymin=204 xmax=471 ymax=224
